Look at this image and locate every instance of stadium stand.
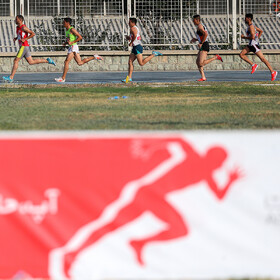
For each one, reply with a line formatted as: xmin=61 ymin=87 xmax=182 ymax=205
xmin=1 ymin=15 xmax=280 ymax=52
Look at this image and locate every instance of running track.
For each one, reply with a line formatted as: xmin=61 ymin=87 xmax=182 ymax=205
xmin=0 ymin=70 xmax=278 ymax=85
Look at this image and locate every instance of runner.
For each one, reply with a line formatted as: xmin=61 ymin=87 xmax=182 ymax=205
xmin=122 ymin=17 xmax=162 ymax=83
xmin=2 ymin=15 xmax=56 ymax=83
xmin=240 ymin=13 xmax=278 ymax=81
xmin=55 ymin=17 xmax=103 ymax=83
xmin=191 ymin=15 xmax=223 ymax=82
xmin=61 ymin=139 xmax=241 ymax=277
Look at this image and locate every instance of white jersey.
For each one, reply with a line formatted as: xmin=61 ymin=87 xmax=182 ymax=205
xmin=246 ymin=24 xmax=259 ymax=46
xmin=130 ymin=26 xmax=141 ymax=46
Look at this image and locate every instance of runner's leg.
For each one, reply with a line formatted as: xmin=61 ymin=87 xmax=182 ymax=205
xmin=203 ymin=55 xmax=217 ymax=66
xmin=128 ymin=53 xmax=137 ymax=79
xmin=130 ymin=193 xmax=188 ymax=265
xmin=255 ymin=50 xmax=274 ymax=73
xmin=63 ymin=199 xmax=145 ymax=276
xmin=136 ymin=53 xmax=155 ymax=66
xmin=62 ymin=53 xmax=74 ymax=80
xmin=25 ymin=56 xmax=48 ymax=65
xmin=197 ymin=51 xmax=208 ymax=80
xmin=74 ymin=52 xmax=95 ymax=66
xmin=10 ymin=57 xmax=21 ymax=79
xmin=239 ymin=47 xmax=254 ymax=66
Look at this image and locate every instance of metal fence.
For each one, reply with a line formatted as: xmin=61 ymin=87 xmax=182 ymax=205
xmin=0 ymin=0 xmax=279 ymax=52
xmin=130 ymin=0 xmax=230 ymax=48
xmin=238 ymin=0 xmax=280 ymax=48
xmin=0 ymin=0 xmax=11 ymax=16
xmin=1 ymin=0 xmax=123 ymax=16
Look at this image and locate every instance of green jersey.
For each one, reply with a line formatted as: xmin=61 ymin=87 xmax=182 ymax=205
xmin=66 ymin=26 xmax=77 ymax=45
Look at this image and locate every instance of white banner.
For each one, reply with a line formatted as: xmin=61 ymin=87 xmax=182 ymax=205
xmin=0 ymin=131 xmax=279 ymax=279
xmin=68 ymin=132 xmax=280 ymax=279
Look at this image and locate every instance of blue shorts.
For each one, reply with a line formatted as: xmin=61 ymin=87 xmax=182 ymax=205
xmin=132 ymin=45 xmax=143 ymax=55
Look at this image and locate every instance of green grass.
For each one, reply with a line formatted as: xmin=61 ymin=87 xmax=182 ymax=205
xmin=0 ymin=82 xmax=280 ymax=130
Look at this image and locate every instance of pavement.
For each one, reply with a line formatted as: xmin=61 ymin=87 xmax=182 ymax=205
xmin=0 ymin=70 xmax=278 ymax=85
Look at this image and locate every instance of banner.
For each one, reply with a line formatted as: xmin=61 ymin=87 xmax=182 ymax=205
xmin=0 ymin=132 xmax=279 ymax=279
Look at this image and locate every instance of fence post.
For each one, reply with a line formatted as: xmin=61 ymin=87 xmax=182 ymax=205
xmin=20 ymin=0 xmax=24 ymax=16
xmin=10 ymin=0 xmax=14 ymax=16
xmin=127 ymin=0 xmax=131 ymax=19
xmin=227 ymin=0 xmax=230 ymax=46
xmin=238 ymin=0 xmax=242 ymax=48
xmin=57 ymin=0 xmax=60 ymax=15
xmin=232 ymin=0 xmax=237 ymax=49
xmin=104 ymin=0 xmax=106 ymax=16
xmin=127 ymin=0 xmax=131 ymax=39
xmin=27 ymin=0 xmax=29 ymax=26
xmin=74 ymin=0 xmax=77 ymax=29
xmin=122 ymin=0 xmax=125 ymax=47
xmin=180 ymin=0 xmax=183 ymax=45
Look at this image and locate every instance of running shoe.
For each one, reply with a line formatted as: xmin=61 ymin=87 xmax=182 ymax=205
xmin=197 ymin=78 xmax=207 ymax=82
xmin=216 ymin=54 xmax=223 ymax=62
xmin=251 ymin=64 xmax=258 ymax=74
xmin=2 ymin=76 xmax=13 ymax=83
xmin=152 ymin=51 xmax=163 ymax=56
xmin=94 ymin=54 xmax=103 ymax=60
xmin=122 ymin=76 xmax=132 ymax=83
xmin=47 ymin=58 xmax=56 ymax=66
xmin=271 ymin=71 xmax=278 ymax=81
xmin=55 ymin=77 xmax=65 ymax=83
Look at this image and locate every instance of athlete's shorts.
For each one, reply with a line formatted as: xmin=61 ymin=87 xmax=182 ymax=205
xmin=199 ymin=41 xmax=210 ymax=52
xmin=68 ymin=44 xmax=79 ymax=54
xmin=248 ymin=43 xmax=261 ymax=54
xmin=131 ymin=44 xmax=143 ymax=55
xmin=16 ymin=46 xmax=31 ymax=59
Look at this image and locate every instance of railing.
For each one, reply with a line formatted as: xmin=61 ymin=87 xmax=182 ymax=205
xmin=0 ymin=0 xmax=279 ymax=51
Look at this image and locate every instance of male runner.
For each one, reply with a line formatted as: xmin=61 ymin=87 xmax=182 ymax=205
xmin=191 ymin=15 xmax=223 ymax=81
xmin=240 ymin=13 xmax=277 ymax=81
xmin=122 ymin=17 xmax=162 ymax=83
xmin=2 ymin=15 xmax=56 ymax=83
xmin=55 ymin=17 xmax=103 ymax=83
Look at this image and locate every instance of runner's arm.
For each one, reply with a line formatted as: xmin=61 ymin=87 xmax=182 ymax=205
xmin=190 ymin=38 xmax=198 ymax=43
xmin=255 ymin=26 xmax=263 ymax=38
xmin=206 ymin=176 xmax=232 ymax=200
xmin=69 ymin=28 xmax=83 ymax=45
xmin=206 ymin=168 xmax=241 ymax=200
xmin=21 ymin=26 xmax=35 ymax=42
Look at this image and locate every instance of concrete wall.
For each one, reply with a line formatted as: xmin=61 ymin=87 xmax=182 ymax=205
xmin=1 ymin=50 xmax=280 ymax=73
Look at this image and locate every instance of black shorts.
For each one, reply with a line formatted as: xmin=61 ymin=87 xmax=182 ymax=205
xmin=248 ymin=43 xmax=261 ymax=53
xmin=199 ymin=41 xmax=210 ymax=52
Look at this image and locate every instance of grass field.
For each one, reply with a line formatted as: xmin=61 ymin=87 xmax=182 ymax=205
xmin=0 ymin=82 xmax=280 ymax=130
